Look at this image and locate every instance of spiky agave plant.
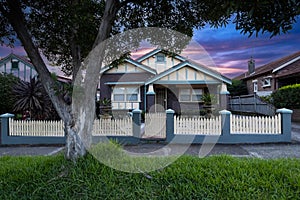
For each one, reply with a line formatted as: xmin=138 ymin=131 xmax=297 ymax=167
xmin=12 ymin=77 xmax=54 ymax=120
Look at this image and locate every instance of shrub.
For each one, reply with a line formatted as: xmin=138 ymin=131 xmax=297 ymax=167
xmin=12 ymin=77 xmax=60 ymax=120
xmin=260 ymin=95 xmax=272 ymax=104
xmin=272 ymin=83 xmax=300 ymax=109
xmin=227 ymin=80 xmax=248 ymax=96
xmin=0 ymin=73 xmax=19 ymax=114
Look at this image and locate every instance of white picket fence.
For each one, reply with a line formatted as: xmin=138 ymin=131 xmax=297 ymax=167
xmin=9 ymin=118 xmax=64 ymax=137
xmin=143 ymin=113 xmax=166 ymax=138
xmin=93 ymin=118 xmax=132 ymax=136
xmin=174 ymin=116 xmax=222 ymax=135
xmin=231 ymin=114 xmax=281 ymax=134
xmin=9 ymin=118 xmax=133 ymax=137
xmin=8 ymin=114 xmax=282 ymax=137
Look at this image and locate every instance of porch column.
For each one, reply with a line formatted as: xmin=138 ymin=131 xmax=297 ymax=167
xmin=220 ymin=83 xmax=230 ymax=110
xmin=146 ymin=84 xmax=155 ymax=113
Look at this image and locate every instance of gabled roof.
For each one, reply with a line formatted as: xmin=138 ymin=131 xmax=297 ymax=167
xmin=100 ymin=58 xmax=157 ymax=74
xmin=0 ymin=53 xmax=34 ymax=68
xmin=145 ymin=60 xmax=231 ymax=85
xmin=136 ymin=48 xmax=186 ymax=63
xmin=239 ymin=51 xmax=300 ymax=80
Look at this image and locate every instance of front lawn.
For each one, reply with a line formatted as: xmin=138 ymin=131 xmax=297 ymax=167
xmin=0 ymin=154 xmax=300 ymax=199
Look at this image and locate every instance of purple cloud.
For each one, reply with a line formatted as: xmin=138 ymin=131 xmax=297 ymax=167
xmin=193 ymin=20 xmax=300 ymax=78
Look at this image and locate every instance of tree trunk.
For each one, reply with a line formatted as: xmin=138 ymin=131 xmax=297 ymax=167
xmin=2 ymin=0 xmax=120 ymax=161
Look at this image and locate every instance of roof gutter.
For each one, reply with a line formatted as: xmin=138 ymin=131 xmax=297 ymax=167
xmin=272 ymin=55 xmax=300 ymax=73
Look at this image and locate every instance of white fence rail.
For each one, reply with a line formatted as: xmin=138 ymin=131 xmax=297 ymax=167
xmin=93 ymin=118 xmax=132 ymax=136
xmin=174 ymin=116 xmax=222 ymax=135
xmin=9 ymin=119 xmax=64 ymax=137
xmin=231 ymin=114 xmax=281 ymax=134
xmin=7 ymin=113 xmax=283 ymax=137
xmin=144 ymin=113 xmax=166 ymax=138
xmin=9 ymin=118 xmax=133 ymax=137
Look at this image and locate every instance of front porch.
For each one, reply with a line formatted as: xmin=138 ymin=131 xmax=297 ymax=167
xmin=145 ymin=83 xmax=229 ymax=115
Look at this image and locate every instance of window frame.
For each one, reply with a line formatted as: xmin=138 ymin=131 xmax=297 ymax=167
xmin=262 ymin=77 xmax=271 ymax=87
xmin=253 ymin=80 xmax=258 ymax=93
xmin=179 ymin=88 xmax=203 ymax=102
xmin=11 ymin=59 xmax=19 ymax=71
xmin=112 ymin=86 xmax=140 ymax=103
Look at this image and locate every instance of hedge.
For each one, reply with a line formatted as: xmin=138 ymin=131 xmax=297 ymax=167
xmin=272 ymin=83 xmax=300 ymax=109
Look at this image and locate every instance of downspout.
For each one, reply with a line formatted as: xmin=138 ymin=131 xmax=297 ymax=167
xmin=144 ymin=84 xmax=147 ymax=113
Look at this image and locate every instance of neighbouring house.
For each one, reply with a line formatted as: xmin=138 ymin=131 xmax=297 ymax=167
xmin=99 ymin=49 xmax=231 ymax=115
xmin=0 ymin=53 xmax=71 ymax=83
xmin=235 ymin=51 xmax=300 ymax=97
xmin=0 ymin=53 xmax=38 ymax=82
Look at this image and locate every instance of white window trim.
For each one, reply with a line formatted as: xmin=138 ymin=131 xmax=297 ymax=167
xmin=262 ymin=77 xmax=271 ymax=87
xmin=112 ymin=86 xmax=140 ymax=103
xmin=179 ymin=88 xmax=203 ymax=102
xmin=253 ymin=81 xmax=258 ymax=93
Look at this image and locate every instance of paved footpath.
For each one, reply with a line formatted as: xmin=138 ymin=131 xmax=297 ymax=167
xmin=0 ymin=145 xmax=64 ymax=156
xmin=1 ymin=123 xmax=300 ymax=159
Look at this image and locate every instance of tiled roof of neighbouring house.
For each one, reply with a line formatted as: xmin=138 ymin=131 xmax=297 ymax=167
xmin=235 ymin=51 xmax=300 ymax=80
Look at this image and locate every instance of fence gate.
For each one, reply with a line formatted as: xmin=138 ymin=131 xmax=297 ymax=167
xmin=143 ymin=113 xmax=166 ymax=139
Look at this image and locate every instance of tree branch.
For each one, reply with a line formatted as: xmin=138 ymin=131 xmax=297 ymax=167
xmin=93 ymin=0 xmax=121 ymax=48
xmin=1 ymin=0 xmax=71 ymax=121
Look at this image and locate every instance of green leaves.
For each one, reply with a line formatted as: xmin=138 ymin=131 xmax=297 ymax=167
xmin=0 ymin=73 xmax=19 ymax=114
xmin=12 ymin=77 xmax=59 ymax=119
xmin=272 ymin=83 xmax=300 ymax=109
xmin=230 ymin=0 xmax=300 ymax=38
xmin=228 ymin=80 xmax=248 ymax=96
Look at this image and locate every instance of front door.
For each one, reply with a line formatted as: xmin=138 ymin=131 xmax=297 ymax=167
xmin=155 ymin=88 xmax=167 ymax=112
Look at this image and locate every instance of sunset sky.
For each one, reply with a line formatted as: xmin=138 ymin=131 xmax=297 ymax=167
xmin=1 ymin=19 xmax=300 ymax=79
xmin=131 ymin=19 xmax=300 ymax=78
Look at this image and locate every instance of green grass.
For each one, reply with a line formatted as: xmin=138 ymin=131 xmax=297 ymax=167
xmin=1 ymin=153 xmax=300 ymax=199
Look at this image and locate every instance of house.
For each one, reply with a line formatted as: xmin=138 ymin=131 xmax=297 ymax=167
xmin=0 ymin=53 xmax=71 ymax=83
xmin=235 ymin=51 xmax=300 ymax=96
xmin=99 ymin=49 xmax=231 ymax=115
xmin=0 ymin=53 xmax=38 ymax=82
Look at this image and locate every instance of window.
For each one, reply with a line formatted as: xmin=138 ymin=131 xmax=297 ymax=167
xmin=253 ymin=81 xmax=258 ymax=93
xmin=11 ymin=59 xmax=19 ymax=70
xmin=179 ymin=88 xmax=203 ymax=102
xmin=262 ymin=77 xmax=271 ymax=87
xmin=112 ymin=87 xmax=139 ymax=102
xmin=156 ymin=54 xmax=165 ymax=62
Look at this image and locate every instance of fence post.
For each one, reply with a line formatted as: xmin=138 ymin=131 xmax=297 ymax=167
xmin=277 ymin=108 xmax=293 ymax=141
xmin=132 ymin=109 xmax=142 ymax=138
xmin=219 ymin=110 xmax=231 ymax=137
xmin=166 ymin=109 xmax=175 ymax=142
xmin=0 ymin=113 xmax=15 ymax=144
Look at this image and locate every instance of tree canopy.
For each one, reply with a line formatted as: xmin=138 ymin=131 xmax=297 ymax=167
xmin=1 ymin=0 xmax=299 ymax=76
